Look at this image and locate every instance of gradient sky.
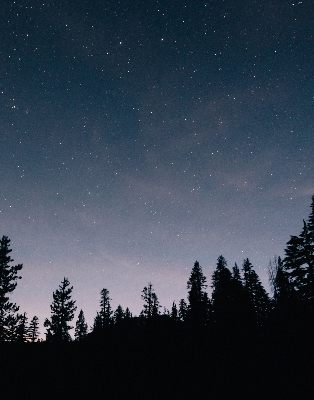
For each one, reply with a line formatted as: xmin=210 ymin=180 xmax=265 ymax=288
xmin=1 ymin=0 xmax=313 ymax=337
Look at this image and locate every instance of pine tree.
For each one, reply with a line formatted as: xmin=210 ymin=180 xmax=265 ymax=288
xmin=284 ymin=222 xmax=314 ymax=301
xmin=307 ymin=196 xmax=314 ymax=300
xmin=45 ymin=277 xmax=77 ymax=342
xmin=125 ymin=307 xmax=132 ymax=319
xmin=123 ymin=307 xmax=132 ymax=328
xmin=211 ymin=256 xmax=233 ymax=327
xmin=232 ymin=263 xmax=242 ymax=285
xmin=187 ymin=260 xmax=208 ymax=324
xmin=0 ymin=236 xmax=23 ymax=341
xmin=28 ymin=316 xmax=40 ymax=342
xmin=99 ymin=288 xmax=112 ymax=328
xmin=16 ymin=312 xmax=29 ymax=342
xmin=171 ymin=301 xmax=178 ymax=321
xmin=114 ymin=305 xmax=125 ymax=324
xmin=283 ymin=196 xmax=314 ymax=302
xmin=268 ymin=256 xmax=291 ymax=305
xmin=242 ymin=259 xmax=269 ymax=329
xmin=92 ymin=312 xmax=102 ymax=334
xmin=300 ymin=220 xmax=314 ymax=299
xmin=141 ymin=282 xmax=161 ymax=319
xmin=178 ymin=299 xmax=187 ymax=322
xmin=268 ymin=256 xmax=295 ymax=331
xmin=284 ymin=234 xmax=306 ymax=298
xmin=75 ymin=309 xmax=88 ymax=341
xmin=308 ymin=195 xmax=314 ymax=242
xmin=6 ymin=314 xmax=22 ymax=342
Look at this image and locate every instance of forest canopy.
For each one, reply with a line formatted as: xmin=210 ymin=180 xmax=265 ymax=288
xmin=1 ymin=195 xmax=314 ymax=342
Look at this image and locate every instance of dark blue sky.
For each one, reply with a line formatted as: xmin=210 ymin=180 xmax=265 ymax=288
xmin=1 ymin=0 xmax=313 ymax=336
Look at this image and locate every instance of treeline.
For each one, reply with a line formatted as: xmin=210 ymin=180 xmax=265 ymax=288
xmin=1 ymin=195 xmax=314 ymax=343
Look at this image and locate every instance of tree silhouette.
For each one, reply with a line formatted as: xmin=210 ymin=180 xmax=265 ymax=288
xmin=284 ymin=234 xmax=306 ymax=299
xmin=308 ymin=195 xmax=314 ymax=242
xmin=92 ymin=312 xmax=102 ymax=334
xmin=307 ymin=196 xmax=314 ymax=301
xmin=5 ymin=314 xmax=21 ymax=342
xmin=230 ymin=263 xmax=246 ymax=305
xmin=0 ymin=236 xmax=23 ymax=341
xmin=284 ymin=222 xmax=314 ymax=301
xmin=282 ymin=197 xmax=314 ymax=302
xmin=211 ymin=256 xmax=233 ymax=327
xmin=300 ymin=220 xmax=314 ymax=300
xmin=92 ymin=288 xmax=112 ymax=334
xmin=44 ymin=277 xmax=77 ymax=342
xmin=114 ymin=305 xmax=125 ymax=324
xmin=16 ymin=312 xmax=29 ymax=342
xmin=99 ymin=288 xmax=112 ymax=328
xmin=125 ymin=307 xmax=132 ymax=319
xmin=178 ymin=299 xmax=187 ymax=322
xmin=75 ymin=309 xmax=88 ymax=341
xmin=141 ymin=282 xmax=161 ymax=320
xmin=242 ymin=259 xmax=269 ymax=329
xmin=269 ymin=256 xmax=291 ymax=305
xmin=282 ymin=196 xmax=314 ymax=331
xmin=187 ymin=260 xmax=208 ymax=324
xmin=171 ymin=301 xmax=178 ymax=322
xmin=28 ymin=316 xmax=40 ymax=342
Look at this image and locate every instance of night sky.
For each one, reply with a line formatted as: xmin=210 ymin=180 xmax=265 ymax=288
xmin=1 ymin=0 xmax=313 ymax=336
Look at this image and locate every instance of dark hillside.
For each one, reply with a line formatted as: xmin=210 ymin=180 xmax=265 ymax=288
xmin=1 ymin=327 xmax=313 ymax=399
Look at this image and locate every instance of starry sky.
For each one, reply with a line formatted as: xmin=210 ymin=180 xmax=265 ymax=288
xmin=1 ymin=0 xmax=313 ymax=336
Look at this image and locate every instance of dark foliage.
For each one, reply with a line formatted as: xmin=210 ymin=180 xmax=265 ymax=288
xmin=75 ymin=309 xmax=88 ymax=341
xmin=3 ymin=196 xmax=314 ymax=397
xmin=284 ymin=196 xmax=314 ymax=301
xmin=187 ymin=260 xmax=208 ymax=325
xmin=140 ymin=282 xmax=161 ymax=321
xmin=28 ymin=316 xmax=40 ymax=342
xmin=0 ymin=236 xmax=23 ymax=341
xmin=44 ymin=277 xmax=77 ymax=342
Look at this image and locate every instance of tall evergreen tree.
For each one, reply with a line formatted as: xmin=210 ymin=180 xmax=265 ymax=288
xmin=99 ymin=288 xmax=112 ymax=328
xmin=283 ymin=197 xmax=314 ymax=302
xmin=171 ymin=301 xmax=178 ymax=321
xmin=124 ymin=307 xmax=132 ymax=319
xmin=268 ymin=256 xmax=295 ymax=331
xmin=16 ymin=312 xmax=29 ymax=343
xmin=178 ymin=299 xmax=187 ymax=322
xmin=114 ymin=305 xmax=125 ymax=324
xmin=122 ymin=307 xmax=132 ymax=328
xmin=232 ymin=263 xmax=241 ymax=282
xmin=141 ymin=282 xmax=161 ymax=319
xmin=0 ymin=236 xmax=23 ymax=341
xmin=284 ymin=224 xmax=314 ymax=300
xmin=300 ymin=220 xmax=314 ymax=299
xmin=28 ymin=316 xmax=40 ymax=342
xmin=75 ymin=309 xmax=88 ymax=341
xmin=92 ymin=312 xmax=102 ymax=334
xmin=45 ymin=277 xmax=77 ymax=342
xmin=268 ymin=256 xmax=291 ymax=305
xmin=242 ymin=259 xmax=269 ymax=329
xmin=284 ymin=234 xmax=306 ymax=298
xmin=187 ymin=260 xmax=208 ymax=324
xmin=307 ymin=196 xmax=314 ymax=300
xmin=5 ymin=314 xmax=22 ymax=342
xmin=308 ymin=195 xmax=314 ymax=241
xmin=92 ymin=289 xmax=112 ymax=334
xmin=211 ymin=256 xmax=233 ymax=327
